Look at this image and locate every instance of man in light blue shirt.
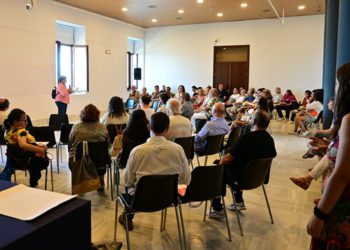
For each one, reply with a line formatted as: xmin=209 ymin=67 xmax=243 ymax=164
xmin=194 ymin=102 xmax=230 ymax=153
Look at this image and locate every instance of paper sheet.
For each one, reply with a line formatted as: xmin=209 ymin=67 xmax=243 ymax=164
xmin=0 ymin=184 xmax=76 ymax=221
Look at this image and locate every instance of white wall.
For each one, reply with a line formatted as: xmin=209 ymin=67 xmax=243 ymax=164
xmin=0 ymin=0 xmax=144 ymax=120
xmin=145 ymin=15 xmax=325 ymax=100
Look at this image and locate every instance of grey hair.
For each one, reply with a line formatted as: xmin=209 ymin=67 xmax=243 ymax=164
xmin=58 ymin=75 xmax=67 ymax=83
xmin=166 ymin=98 xmax=182 ymax=116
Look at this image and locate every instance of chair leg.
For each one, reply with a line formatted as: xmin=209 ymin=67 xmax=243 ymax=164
xmin=107 ymin=168 xmax=110 ymax=189
xmin=25 ymin=170 xmax=27 ymax=177
xmin=13 ymin=171 xmax=17 ymax=183
xmin=177 ymin=204 xmax=187 ymax=250
xmin=190 ymin=160 xmax=194 ymax=170
xmin=196 ymin=155 xmax=200 ymax=167
xmin=232 ymin=191 xmax=244 ymax=236
xmin=124 ymin=212 xmax=131 ymax=250
xmin=60 ymin=143 xmax=63 ymax=163
xmin=221 ymin=196 xmax=232 ymax=241
xmin=203 ymin=200 xmax=208 ymax=222
xmin=113 ymin=200 xmax=119 ymax=242
xmin=56 ymin=145 xmax=60 ymax=174
xmin=44 ymin=167 xmax=48 ymax=190
xmin=50 ymin=160 xmax=54 ymax=191
xmin=109 ymin=168 xmax=114 ymax=201
xmin=262 ymin=185 xmax=274 ymax=224
xmin=163 ymin=208 xmax=167 ymax=230
xmin=160 ymin=210 xmax=164 ymax=232
xmin=204 ymin=156 xmax=208 ymax=166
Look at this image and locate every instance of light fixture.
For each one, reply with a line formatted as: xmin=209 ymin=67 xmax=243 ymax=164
xmin=178 ymin=9 xmax=184 ymax=14
xmin=197 ymin=0 xmax=204 ymax=3
xmin=152 ymin=18 xmax=158 ymax=23
xmin=240 ymin=3 xmax=248 ymax=8
xmin=121 ymin=7 xmax=128 ymax=12
xmin=298 ymin=5 xmax=305 ymax=10
xmin=217 ymin=12 xmax=223 ymax=17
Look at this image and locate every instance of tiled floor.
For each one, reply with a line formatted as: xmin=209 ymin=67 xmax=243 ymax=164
xmin=0 ymin=120 xmax=320 ymax=249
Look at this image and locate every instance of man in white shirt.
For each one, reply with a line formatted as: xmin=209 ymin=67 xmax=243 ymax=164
xmin=0 ymin=98 xmax=10 ymax=125
xmin=166 ymin=98 xmax=192 ymax=140
xmin=120 ymin=112 xmax=191 ymax=230
xmin=139 ymin=95 xmax=155 ymax=121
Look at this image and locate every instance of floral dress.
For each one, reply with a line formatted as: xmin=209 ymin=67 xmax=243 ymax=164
xmin=311 ymin=136 xmax=350 ymax=250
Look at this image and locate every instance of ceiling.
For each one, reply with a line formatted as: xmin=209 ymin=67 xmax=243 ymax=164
xmin=53 ymin=0 xmax=325 ymax=28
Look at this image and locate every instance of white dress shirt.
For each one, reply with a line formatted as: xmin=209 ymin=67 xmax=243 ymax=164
xmin=142 ymin=108 xmax=155 ymax=121
xmin=167 ymin=115 xmax=192 ymax=140
xmin=124 ymin=136 xmax=191 ymax=195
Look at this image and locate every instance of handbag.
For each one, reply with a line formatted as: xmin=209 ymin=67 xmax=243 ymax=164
xmin=110 ymin=124 xmax=124 ymax=158
xmin=71 ymin=141 xmax=101 ymax=195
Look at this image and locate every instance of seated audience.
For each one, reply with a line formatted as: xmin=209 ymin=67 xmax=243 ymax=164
xmin=68 ymin=104 xmax=109 ymax=191
xmin=157 ymin=93 xmax=171 ymax=114
xmin=273 ymin=87 xmax=283 ymax=104
xmin=211 ymin=110 xmax=277 ymax=217
xmin=166 ymin=98 xmax=192 ymax=140
xmin=0 ymin=98 xmax=10 ymax=125
xmin=191 ymin=85 xmax=198 ymax=100
xmin=193 ymin=88 xmax=206 ymax=111
xmin=120 ymin=112 xmax=191 ymax=230
xmin=275 ymin=89 xmax=299 ymax=121
xmin=0 ymin=109 xmax=48 ymax=187
xmin=101 ymin=96 xmax=129 ymax=126
xmin=226 ymin=88 xmax=241 ymax=106
xmin=160 ymin=85 xmax=166 ymax=93
xmin=129 ymin=85 xmax=140 ymax=100
xmin=166 ymin=86 xmax=174 ymax=97
xmin=218 ymin=83 xmax=229 ymax=102
xmin=139 ymin=95 xmax=155 ymax=121
xmin=194 ymin=103 xmax=229 ymax=153
xmin=289 ymin=90 xmax=313 ymax=122
xmin=151 ymin=85 xmax=161 ymax=100
xmin=226 ymin=89 xmax=247 ymax=120
xmin=243 ymin=89 xmax=256 ymax=103
xmin=179 ymin=92 xmax=194 ymax=119
xmin=175 ymin=85 xmax=185 ymax=100
xmin=191 ymin=88 xmax=220 ymax=128
xmin=260 ymin=89 xmax=275 ymax=114
xmin=118 ymin=110 xmax=150 ymax=168
xmin=141 ymin=87 xmax=149 ymax=97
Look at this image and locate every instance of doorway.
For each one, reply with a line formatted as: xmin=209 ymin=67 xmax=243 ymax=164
xmin=213 ymin=45 xmax=250 ymax=93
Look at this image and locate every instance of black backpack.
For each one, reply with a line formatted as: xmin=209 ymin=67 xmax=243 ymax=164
xmin=51 ymin=87 xmax=57 ymax=99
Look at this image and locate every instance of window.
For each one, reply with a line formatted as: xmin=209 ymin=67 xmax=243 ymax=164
xmin=56 ymin=22 xmax=89 ymax=93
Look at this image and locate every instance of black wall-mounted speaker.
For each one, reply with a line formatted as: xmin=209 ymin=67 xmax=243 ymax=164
xmin=134 ymin=68 xmax=142 ymax=80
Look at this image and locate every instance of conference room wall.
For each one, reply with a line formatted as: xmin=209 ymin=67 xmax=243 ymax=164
xmin=0 ymin=0 xmax=144 ymax=120
xmin=145 ymin=15 xmax=324 ymax=100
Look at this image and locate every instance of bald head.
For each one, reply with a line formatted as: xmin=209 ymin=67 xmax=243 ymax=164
xmin=166 ymin=98 xmax=182 ymax=116
xmin=251 ymin=110 xmax=270 ymax=130
xmin=212 ymin=102 xmax=225 ymax=117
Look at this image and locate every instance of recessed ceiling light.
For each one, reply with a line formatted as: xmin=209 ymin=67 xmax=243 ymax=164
xmin=298 ymin=5 xmax=305 ymax=10
xmin=178 ymin=9 xmax=184 ymax=14
xmin=240 ymin=3 xmax=248 ymax=8
xmin=152 ymin=19 xmax=158 ymax=23
xmin=197 ymin=0 xmax=204 ymax=3
xmin=217 ymin=12 xmax=223 ymax=17
xmin=121 ymin=7 xmax=128 ymax=12
xmin=148 ymin=5 xmax=157 ymax=9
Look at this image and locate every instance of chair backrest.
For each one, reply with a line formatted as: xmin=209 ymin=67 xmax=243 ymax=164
xmin=195 ymin=119 xmax=207 ymax=133
xmin=26 ymin=115 xmax=33 ymax=131
xmin=314 ymin=111 xmax=323 ymax=123
xmin=0 ymin=125 xmax=6 ymax=145
xmin=152 ymin=100 xmax=159 ymax=111
xmin=76 ymin=141 xmax=111 ymax=168
xmin=49 ymin=114 xmax=69 ymax=131
xmin=125 ymin=98 xmax=136 ymax=110
xmin=133 ymin=174 xmax=179 ymax=212
xmin=238 ymin=158 xmax=274 ymax=190
xmin=60 ymin=124 xmax=73 ymax=144
xmin=183 ymin=165 xmax=224 ymax=202
xmin=106 ymin=124 xmax=127 ymax=144
xmin=224 ymin=126 xmax=242 ymax=150
xmin=29 ymin=126 xmax=56 ymax=147
xmin=203 ymin=134 xmax=226 ymax=155
xmin=173 ymin=136 xmax=194 ymax=160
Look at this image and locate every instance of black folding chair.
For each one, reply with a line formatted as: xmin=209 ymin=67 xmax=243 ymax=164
xmin=0 ymin=125 xmax=6 ymax=163
xmin=177 ymin=165 xmax=231 ymax=247
xmin=195 ymin=119 xmax=207 ymax=134
xmin=76 ymin=141 xmax=113 ymax=200
xmin=152 ymin=100 xmax=159 ymax=111
xmin=114 ymin=174 xmax=184 ymax=250
xmin=222 ymin=126 xmax=241 ymax=152
xmin=107 ymin=124 xmax=127 ymax=144
xmin=57 ymin=124 xmax=73 ymax=166
xmin=173 ymin=136 xmax=195 ymax=169
xmin=196 ymin=134 xmax=226 ymax=166
xmin=49 ymin=114 xmax=69 ymax=131
xmin=29 ymin=126 xmax=58 ymax=173
xmin=229 ymin=158 xmax=274 ymax=236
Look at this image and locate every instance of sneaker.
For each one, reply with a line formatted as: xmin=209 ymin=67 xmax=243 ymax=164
xmin=210 ymin=210 xmax=225 ymax=219
xmin=118 ymin=214 xmax=134 ymax=231
xmin=227 ymin=202 xmax=246 ymax=211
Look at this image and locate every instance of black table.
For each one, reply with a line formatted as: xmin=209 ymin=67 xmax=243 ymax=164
xmin=0 ymin=181 xmax=91 ymax=250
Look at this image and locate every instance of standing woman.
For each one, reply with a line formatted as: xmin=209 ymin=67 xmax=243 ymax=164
xmin=55 ymin=75 xmax=72 ymax=114
xmin=307 ymin=62 xmax=350 ymax=249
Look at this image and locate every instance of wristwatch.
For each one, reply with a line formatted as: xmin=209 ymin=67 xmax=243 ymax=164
xmin=314 ymin=206 xmax=328 ymax=221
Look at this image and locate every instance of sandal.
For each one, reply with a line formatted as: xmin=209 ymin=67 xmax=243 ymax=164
xmin=289 ymin=176 xmax=311 ymax=190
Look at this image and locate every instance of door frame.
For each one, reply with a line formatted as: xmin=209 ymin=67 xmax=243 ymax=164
xmin=213 ymin=45 xmax=250 ymax=90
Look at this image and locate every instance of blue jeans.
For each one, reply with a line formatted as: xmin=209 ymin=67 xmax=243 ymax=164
xmin=0 ymin=158 xmax=15 ymax=181
xmin=56 ymin=101 xmax=67 ymax=114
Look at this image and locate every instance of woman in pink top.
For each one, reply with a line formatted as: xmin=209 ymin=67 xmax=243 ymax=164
xmin=55 ymin=76 xmax=72 ymax=114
